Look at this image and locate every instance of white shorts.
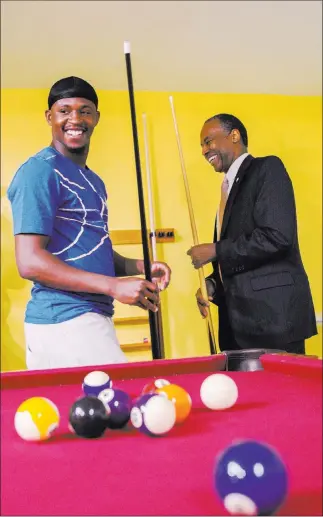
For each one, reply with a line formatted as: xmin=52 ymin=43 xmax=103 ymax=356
xmin=24 ymin=312 xmax=128 ymax=370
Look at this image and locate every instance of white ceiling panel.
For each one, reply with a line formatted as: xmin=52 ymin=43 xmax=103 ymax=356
xmin=1 ymin=0 xmax=322 ymax=94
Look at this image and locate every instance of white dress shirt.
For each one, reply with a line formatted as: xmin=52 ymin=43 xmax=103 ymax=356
xmin=225 ymin=152 xmax=249 ymax=195
xmin=216 ymin=152 xmax=249 ymax=238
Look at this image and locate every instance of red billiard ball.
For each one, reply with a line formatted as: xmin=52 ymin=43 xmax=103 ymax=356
xmin=141 ymin=378 xmax=170 ymax=395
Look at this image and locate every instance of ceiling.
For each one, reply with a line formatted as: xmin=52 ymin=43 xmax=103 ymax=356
xmin=1 ymin=0 xmax=322 ymax=95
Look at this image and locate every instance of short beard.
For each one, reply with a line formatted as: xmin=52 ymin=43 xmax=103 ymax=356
xmin=67 ymin=145 xmax=87 ymax=155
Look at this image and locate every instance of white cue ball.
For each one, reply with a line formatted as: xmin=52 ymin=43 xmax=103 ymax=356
xmin=200 ymin=374 xmax=238 ymax=410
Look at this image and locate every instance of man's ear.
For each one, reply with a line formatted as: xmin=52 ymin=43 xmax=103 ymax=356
xmin=45 ymin=109 xmax=52 ymax=126
xmin=95 ymin=111 xmax=101 ymax=126
xmin=231 ymin=129 xmax=240 ymax=144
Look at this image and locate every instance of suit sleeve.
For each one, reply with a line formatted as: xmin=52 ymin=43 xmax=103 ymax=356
xmin=216 ymin=156 xmax=296 ymax=277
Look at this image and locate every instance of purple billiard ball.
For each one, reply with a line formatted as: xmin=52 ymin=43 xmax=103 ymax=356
xmin=130 ymin=393 xmax=176 ymax=436
xmin=98 ymin=388 xmax=132 ymax=429
xmin=214 ymin=440 xmax=288 ymax=515
xmin=82 ymin=371 xmax=112 ymax=397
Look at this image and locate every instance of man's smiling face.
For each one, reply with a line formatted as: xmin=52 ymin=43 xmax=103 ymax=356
xmin=45 ymin=97 xmax=100 ymax=154
xmin=200 ymin=119 xmax=237 ymax=174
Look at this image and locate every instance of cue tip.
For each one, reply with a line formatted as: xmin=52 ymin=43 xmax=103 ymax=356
xmin=124 ymin=40 xmax=131 ymax=54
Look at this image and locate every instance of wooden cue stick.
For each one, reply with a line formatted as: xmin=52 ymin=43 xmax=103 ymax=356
xmin=142 ymin=113 xmax=165 ymax=358
xmin=123 ymin=41 xmax=161 ymax=360
xmin=142 ymin=114 xmax=158 ymax=260
xmin=169 ymin=96 xmax=218 ymax=355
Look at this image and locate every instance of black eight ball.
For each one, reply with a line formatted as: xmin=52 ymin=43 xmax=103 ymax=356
xmin=69 ymin=396 xmax=109 ymax=439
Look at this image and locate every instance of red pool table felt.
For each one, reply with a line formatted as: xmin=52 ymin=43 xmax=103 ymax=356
xmin=1 ymin=353 xmax=322 ymax=516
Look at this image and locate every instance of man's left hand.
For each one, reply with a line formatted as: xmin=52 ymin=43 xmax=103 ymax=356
xmin=151 ymin=261 xmax=171 ymax=290
xmin=187 ymin=244 xmax=216 ymax=269
xmin=138 ymin=260 xmax=171 ymax=290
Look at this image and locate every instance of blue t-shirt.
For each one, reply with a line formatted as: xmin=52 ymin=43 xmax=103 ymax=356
xmin=7 ymin=146 xmax=116 ymax=324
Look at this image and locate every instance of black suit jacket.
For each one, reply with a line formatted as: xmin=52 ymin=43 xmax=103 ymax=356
xmin=207 ymin=154 xmax=317 ymax=348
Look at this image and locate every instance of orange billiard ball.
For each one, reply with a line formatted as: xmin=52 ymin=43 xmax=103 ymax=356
xmin=156 ymin=384 xmax=192 ymax=424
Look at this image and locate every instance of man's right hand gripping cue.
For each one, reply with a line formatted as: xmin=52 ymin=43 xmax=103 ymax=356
xmin=195 ymin=279 xmax=216 ymax=318
xmin=110 ymin=277 xmax=159 ymax=312
xmin=15 ymin=235 xmax=160 ymax=313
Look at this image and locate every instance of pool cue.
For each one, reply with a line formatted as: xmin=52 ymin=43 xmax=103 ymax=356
xmin=142 ymin=113 xmax=165 ymax=358
xmin=123 ymin=41 xmax=162 ymax=360
xmin=169 ymin=96 xmax=218 ymax=355
xmin=142 ymin=114 xmax=158 ymax=262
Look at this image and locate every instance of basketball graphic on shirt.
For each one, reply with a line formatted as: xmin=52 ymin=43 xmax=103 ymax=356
xmin=49 ymin=161 xmax=111 ymax=264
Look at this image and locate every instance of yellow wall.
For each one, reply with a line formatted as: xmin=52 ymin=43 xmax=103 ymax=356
xmin=1 ymin=89 xmax=322 ymax=371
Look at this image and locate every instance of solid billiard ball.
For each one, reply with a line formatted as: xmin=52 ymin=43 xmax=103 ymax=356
xmin=14 ymin=397 xmax=60 ymax=441
xmin=214 ymin=440 xmax=288 ymax=515
xmin=155 ymin=384 xmax=192 ymax=424
xmin=69 ymin=396 xmax=109 ymax=439
xmin=141 ymin=378 xmax=170 ymax=395
xmin=82 ymin=370 xmax=112 ymax=397
xmin=200 ymin=374 xmax=238 ymax=410
xmin=130 ymin=393 xmax=176 ymax=436
xmin=98 ymin=388 xmax=132 ymax=429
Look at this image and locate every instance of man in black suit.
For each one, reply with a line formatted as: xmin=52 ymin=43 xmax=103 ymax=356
xmin=188 ymin=114 xmax=317 ymax=354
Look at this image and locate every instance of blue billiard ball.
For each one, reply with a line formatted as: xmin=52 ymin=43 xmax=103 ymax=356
xmin=98 ymin=388 xmax=132 ymax=429
xmin=214 ymin=440 xmax=288 ymax=515
xmin=130 ymin=393 xmax=176 ymax=436
xmin=82 ymin=371 xmax=112 ymax=397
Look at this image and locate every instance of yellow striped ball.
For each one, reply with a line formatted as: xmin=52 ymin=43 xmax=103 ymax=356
xmin=14 ymin=397 xmax=60 ymax=441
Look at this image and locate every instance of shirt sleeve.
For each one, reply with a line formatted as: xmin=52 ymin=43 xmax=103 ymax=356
xmin=7 ymin=157 xmax=62 ymax=236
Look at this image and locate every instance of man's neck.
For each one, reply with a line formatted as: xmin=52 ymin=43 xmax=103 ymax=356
xmin=233 ymin=148 xmax=248 ymax=163
xmin=50 ymin=141 xmax=89 ymax=168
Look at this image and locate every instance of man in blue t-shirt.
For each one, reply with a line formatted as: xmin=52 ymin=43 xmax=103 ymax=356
xmin=7 ymin=76 xmax=171 ymax=369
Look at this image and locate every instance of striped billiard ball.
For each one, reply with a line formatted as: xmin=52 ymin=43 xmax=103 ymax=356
xmin=14 ymin=397 xmax=60 ymax=441
xmin=82 ymin=370 xmax=112 ymax=397
xmin=141 ymin=378 xmax=170 ymax=395
xmin=130 ymin=393 xmax=176 ymax=436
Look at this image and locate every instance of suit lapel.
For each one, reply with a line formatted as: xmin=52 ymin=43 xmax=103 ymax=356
xmin=220 ymin=155 xmax=254 ymax=238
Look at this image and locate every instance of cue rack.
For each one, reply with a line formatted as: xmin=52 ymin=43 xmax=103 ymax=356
xmin=111 ymin=228 xmax=175 ymax=356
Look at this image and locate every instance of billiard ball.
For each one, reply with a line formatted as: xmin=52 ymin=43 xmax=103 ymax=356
xmin=69 ymin=396 xmax=109 ymax=439
xmin=98 ymin=388 xmax=132 ymax=429
xmin=155 ymin=384 xmax=192 ymax=424
xmin=141 ymin=378 xmax=170 ymax=395
xmin=214 ymin=440 xmax=288 ymax=515
xmin=130 ymin=393 xmax=176 ymax=436
xmin=200 ymin=374 xmax=238 ymax=410
xmin=82 ymin=370 xmax=112 ymax=397
xmin=14 ymin=397 xmax=60 ymax=442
